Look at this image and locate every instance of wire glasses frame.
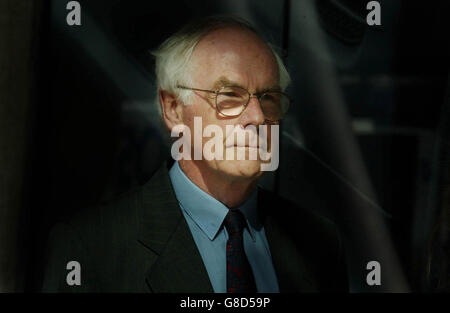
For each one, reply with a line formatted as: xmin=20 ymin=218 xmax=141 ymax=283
xmin=176 ymin=85 xmax=292 ymax=122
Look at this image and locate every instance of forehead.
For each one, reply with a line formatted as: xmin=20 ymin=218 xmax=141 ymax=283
xmin=189 ymin=27 xmax=279 ymax=89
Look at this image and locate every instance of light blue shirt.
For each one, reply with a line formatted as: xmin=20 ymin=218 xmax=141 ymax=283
xmin=169 ymin=161 xmax=280 ymax=293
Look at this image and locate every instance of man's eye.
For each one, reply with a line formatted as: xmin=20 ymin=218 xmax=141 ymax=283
xmin=261 ymin=94 xmax=277 ymax=102
xmin=220 ymin=92 xmax=240 ymax=97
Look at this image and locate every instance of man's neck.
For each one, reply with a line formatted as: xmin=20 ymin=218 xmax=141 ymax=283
xmin=178 ymin=160 xmax=258 ymax=208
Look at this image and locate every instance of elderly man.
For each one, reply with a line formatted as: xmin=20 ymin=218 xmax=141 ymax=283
xmin=42 ymin=16 xmax=348 ymax=293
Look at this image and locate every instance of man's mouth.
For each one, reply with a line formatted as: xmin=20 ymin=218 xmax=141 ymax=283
xmin=228 ymin=145 xmax=259 ymax=149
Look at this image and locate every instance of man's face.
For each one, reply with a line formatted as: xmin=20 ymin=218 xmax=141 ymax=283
xmin=180 ymin=27 xmax=280 ymax=181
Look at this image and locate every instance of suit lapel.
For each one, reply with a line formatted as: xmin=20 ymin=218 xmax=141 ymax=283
xmin=137 ymin=162 xmax=214 ymax=293
xmin=257 ymin=189 xmax=318 ymax=292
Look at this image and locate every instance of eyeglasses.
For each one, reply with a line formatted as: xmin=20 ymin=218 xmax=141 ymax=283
xmin=176 ymin=85 xmax=292 ymax=122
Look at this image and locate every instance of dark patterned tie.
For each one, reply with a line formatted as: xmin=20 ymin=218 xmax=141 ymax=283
xmin=223 ymin=209 xmax=257 ymax=293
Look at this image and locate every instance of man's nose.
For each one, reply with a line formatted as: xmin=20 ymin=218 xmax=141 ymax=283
xmin=239 ymin=96 xmax=265 ymax=126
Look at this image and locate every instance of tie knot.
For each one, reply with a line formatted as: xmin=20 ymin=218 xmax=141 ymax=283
xmin=223 ymin=209 xmax=247 ymax=235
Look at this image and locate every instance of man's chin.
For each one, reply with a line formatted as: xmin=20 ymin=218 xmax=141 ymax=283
xmin=216 ymin=159 xmax=263 ymax=179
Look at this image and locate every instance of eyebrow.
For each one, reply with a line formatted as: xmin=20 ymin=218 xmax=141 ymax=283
xmin=212 ymin=76 xmax=281 ymax=93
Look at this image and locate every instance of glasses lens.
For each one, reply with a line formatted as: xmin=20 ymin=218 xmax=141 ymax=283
xmin=260 ymin=92 xmax=290 ymax=121
xmin=216 ymin=86 xmax=248 ymax=116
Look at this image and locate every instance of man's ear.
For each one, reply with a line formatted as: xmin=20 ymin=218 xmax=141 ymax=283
xmin=159 ymin=89 xmax=184 ymax=131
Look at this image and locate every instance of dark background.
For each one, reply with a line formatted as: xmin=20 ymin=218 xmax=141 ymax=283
xmin=1 ymin=0 xmax=449 ymax=292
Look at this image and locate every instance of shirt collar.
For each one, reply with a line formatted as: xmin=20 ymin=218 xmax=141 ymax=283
xmin=169 ymin=161 xmax=259 ymax=242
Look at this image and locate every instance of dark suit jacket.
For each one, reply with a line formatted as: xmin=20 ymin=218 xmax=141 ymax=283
xmin=42 ymin=161 xmax=348 ymax=292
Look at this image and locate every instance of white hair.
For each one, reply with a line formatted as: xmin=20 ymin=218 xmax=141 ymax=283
xmin=151 ymin=16 xmax=291 ymax=115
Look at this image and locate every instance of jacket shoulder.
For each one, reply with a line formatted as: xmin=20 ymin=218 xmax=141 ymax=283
xmin=258 ymin=187 xmax=348 ymax=292
xmin=258 ymin=187 xmax=339 ymax=243
xmin=41 ymin=184 xmax=150 ymax=292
